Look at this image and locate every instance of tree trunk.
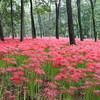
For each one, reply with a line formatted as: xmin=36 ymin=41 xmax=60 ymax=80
xmin=38 ymin=14 xmax=42 ymax=38
xmin=42 ymin=26 xmax=45 ymax=37
xmin=20 ymin=0 xmax=24 ymax=42
xmin=59 ymin=2 xmax=61 ymax=36
xmin=55 ymin=0 xmax=61 ymax=39
xmin=0 ymin=20 xmax=4 ymax=41
xmin=11 ymin=0 xmax=15 ymax=39
xmin=43 ymin=15 xmax=47 ymax=36
xmin=30 ymin=0 xmax=36 ymax=39
xmin=89 ymin=0 xmax=97 ymax=42
xmin=90 ymin=11 xmax=92 ymax=38
xmin=49 ymin=13 xmax=51 ymax=36
xmin=66 ymin=0 xmax=76 ymax=45
xmin=64 ymin=5 xmax=68 ymax=37
xmin=99 ymin=32 xmax=100 ymax=40
xmin=55 ymin=3 xmax=59 ymax=39
xmin=77 ymin=0 xmax=83 ymax=41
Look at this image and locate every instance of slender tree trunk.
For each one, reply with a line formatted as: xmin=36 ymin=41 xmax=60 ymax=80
xmin=55 ymin=3 xmax=59 ymax=39
xmin=59 ymin=3 xmax=62 ymax=35
xmin=42 ymin=25 xmax=45 ymax=37
xmin=66 ymin=0 xmax=76 ymax=45
xmin=49 ymin=13 xmax=51 ymax=36
xmin=99 ymin=32 xmax=100 ymax=40
xmin=64 ymin=5 xmax=68 ymax=37
xmin=30 ymin=0 xmax=36 ymax=39
xmin=55 ymin=0 xmax=61 ymax=39
xmin=11 ymin=0 xmax=15 ymax=39
xmin=89 ymin=0 xmax=97 ymax=42
xmin=0 ymin=20 xmax=4 ymax=41
xmin=38 ymin=14 xmax=42 ymax=38
xmin=41 ymin=16 xmax=45 ymax=37
xmin=90 ymin=11 xmax=92 ymax=38
xmin=43 ymin=15 xmax=47 ymax=36
xmin=20 ymin=0 xmax=24 ymax=42
xmin=77 ymin=0 xmax=83 ymax=41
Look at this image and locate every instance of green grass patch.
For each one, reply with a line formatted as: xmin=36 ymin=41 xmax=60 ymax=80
xmin=0 ymin=59 xmax=5 ymax=67
xmin=44 ymin=47 xmax=50 ymax=53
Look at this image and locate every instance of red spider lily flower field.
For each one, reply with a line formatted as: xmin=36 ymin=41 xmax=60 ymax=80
xmin=0 ymin=37 xmax=100 ymax=100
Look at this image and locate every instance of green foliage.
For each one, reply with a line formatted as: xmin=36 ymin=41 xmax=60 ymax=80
xmin=34 ymin=0 xmax=51 ymax=15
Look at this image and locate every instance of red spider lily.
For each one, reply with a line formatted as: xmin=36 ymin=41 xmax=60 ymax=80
xmin=34 ymin=68 xmax=46 ymax=75
xmin=1 ymin=37 xmax=100 ymax=99
xmin=71 ymin=72 xmax=81 ymax=82
xmin=20 ymin=76 xmax=27 ymax=81
xmin=36 ymin=79 xmax=43 ymax=83
xmin=66 ymin=89 xmax=74 ymax=95
xmin=3 ymin=57 xmax=10 ymax=61
xmin=93 ymin=90 xmax=100 ymax=95
xmin=14 ymin=80 xmax=21 ymax=84
xmin=17 ymin=66 xmax=23 ymax=70
xmin=13 ymin=71 xmax=24 ymax=76
xmin=8 ymin=60 xmax=17 ymax=64
xmin=79 ymin=85 xmax=91 ymax=90
xmin=53 ymin=64 xmax=59 ymax=68
xmin=46 ymin=82 xmax=57 ymax=88
xmin=11 ymin=75 xmax=19 ymax=80
xmin=44 ymin=88 xmax=58 ymax=99
xmin=23 ymin=60 xmax=28 ymax=62
xmin=54 ymin=73 xmax=67 ymax=81
xmin=6 ymin=67 xmax=16 ymax=72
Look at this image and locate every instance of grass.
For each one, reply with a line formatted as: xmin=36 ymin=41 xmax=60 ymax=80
xmin=0 ymin=38 xmax=100 ymax=100
xmin=0 ymin=53 xmax=99 ymax=100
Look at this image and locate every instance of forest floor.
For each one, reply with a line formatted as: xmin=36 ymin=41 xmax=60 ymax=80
xmin=0 ymin=37 xmax=100 ymax=100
